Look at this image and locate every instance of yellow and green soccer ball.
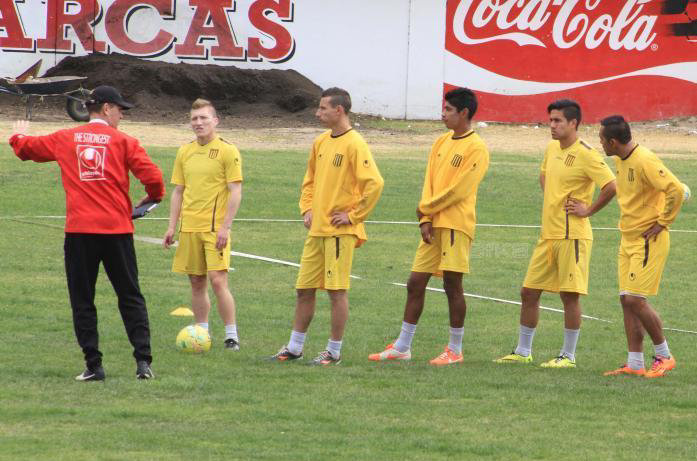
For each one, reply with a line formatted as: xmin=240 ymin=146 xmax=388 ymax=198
xmin=176 ymin=325 xmax=212 ymax=353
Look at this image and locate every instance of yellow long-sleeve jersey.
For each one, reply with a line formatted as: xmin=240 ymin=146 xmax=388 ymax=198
xmin=418 ymin=130 xmax=489 ymax=239
xmin=299 ymin=129 xmax=384 ymax=246
xmin=540 ymin=139 xmax=615 ymax=240
xmin=614 ymin=145 xmax=685 ymax=238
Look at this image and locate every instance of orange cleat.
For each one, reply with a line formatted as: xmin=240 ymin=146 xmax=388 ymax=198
xmin=368 ymin=343 xmax=411 ymax=361
xmin=644 ymin=355 xmax=676 ymax=378
xmin=429 ymin=346 xmax=463 ymax=366
xmin=603 ymin=364 xmax=645 ymax=376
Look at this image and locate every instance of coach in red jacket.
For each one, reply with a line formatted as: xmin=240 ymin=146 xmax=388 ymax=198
xmin=9 ymin=85 xmax=165 ymax=381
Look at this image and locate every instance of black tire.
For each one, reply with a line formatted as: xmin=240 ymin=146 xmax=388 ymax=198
xmin=66 ymin=89 xmax=90 ymax=122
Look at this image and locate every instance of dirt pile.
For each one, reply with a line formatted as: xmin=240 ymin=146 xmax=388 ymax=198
xmin=32 ymin=53 xmax=322 ymax=123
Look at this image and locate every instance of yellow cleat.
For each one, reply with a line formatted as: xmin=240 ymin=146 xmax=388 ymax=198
xmin=494 ymin=351 xmax=533 ymax=364
xmin=644 ymin=355 xmax=676 ymax=378
xmin=540 ymin=355 xmax=576 ymax=368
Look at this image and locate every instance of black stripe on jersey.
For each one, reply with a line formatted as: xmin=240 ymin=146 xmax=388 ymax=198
xmin=335 ymin=237 xmax=340 ymax=259
xmin=330 ymin=128 xmax=353 ymax=139
xmin=333 ymin=154 xmax=344 ymax=167
xmin=565 ymin=210 xmax=569 ymax=240
xmin=452 ymin=130 xmax=474 ymax=140
xmin=211 ymin=194 xmax=219 ymax=232
xmin=451 ymin=154 xmax=463 ymax=168
xmin=643 ymin=239 xmax=649 ymax=268
xmin=574 ymin=239 xmax=579 ymax=264
xmin=579 ymin=140 xmax=592 ymax=150
xmin=625 ymin=144 xmax=639 ymax=160
xmin=219 ymin=137 xmax=233 ymax=145
xmin=450 ymin=229 xmax=455 ymax=247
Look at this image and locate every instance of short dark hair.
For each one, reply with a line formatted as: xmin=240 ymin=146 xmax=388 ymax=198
xmin=547 ymin=99 xmax=582 ymax=127
xmin=444 ymin=87 xmax=478 ymax=119
xmin=86 ymin=102 xmax=106 ymax=115
xmin=600 ymin=115 xmax=632 ymax=145
xmin=321 ymin=87 xmax=351 ymax=114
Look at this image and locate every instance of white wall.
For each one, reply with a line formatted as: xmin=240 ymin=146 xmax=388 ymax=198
xmin=0 ymin=0 xmax=446 ymax=118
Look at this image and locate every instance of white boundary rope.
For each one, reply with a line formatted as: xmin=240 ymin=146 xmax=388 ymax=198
xmin=391 ymin=282 xmax=613 ymax=323
xmin=6 ymin=220 xmax=695 ymax=333
xmin=5 ymin=215 xmax=697 ymax=233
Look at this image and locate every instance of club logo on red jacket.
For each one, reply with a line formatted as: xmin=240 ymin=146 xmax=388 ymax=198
xmin=77 ymin=145 xmax=107 ymax=181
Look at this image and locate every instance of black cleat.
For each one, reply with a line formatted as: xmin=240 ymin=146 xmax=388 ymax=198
xmin=75 ymin=365 xmax=105 ymax=382
xmin=268 ymin=346 xmax=302 ymax=362
xmin=224 ymin=338 xmax=240 ymax=351
xmin=136 ymin=361 xmax=154 ymax=380
xmin=308 ymin=350 xmax=341 ymax=366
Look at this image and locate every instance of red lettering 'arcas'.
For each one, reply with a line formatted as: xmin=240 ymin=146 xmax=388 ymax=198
xmin=37 ymin=0 xmax=106 ymax=53
xmin=105 ymin=0 xmax=176 ymax=57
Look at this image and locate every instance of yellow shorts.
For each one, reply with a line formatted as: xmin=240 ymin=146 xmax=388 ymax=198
xmin=411 ymin=228 xmax=471 ymax=276
xmin=618 ymin=232 xmax=670 ymax=297
xmin=523 ymin=238 xmax=592 ymax=294
xmin=172 ymin=231 xmax=230 ymax=275
xmin=296 ymin=235 xmax=357 ymax=290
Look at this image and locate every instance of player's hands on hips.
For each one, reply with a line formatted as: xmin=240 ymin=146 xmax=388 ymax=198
xmin=416 ymin=207 xmax=425 ymax=220
xmin=642 ymin=222 xmax=665 ymax=241
xmin=303 ymin=210 xmax=313 ymax=229
xmin=12 ymin=120 xmax=30 ymax=137
xmin=330 ymin=211 xmax=351 ymax=227
xmin=564 ymin=197 xmax=590 ymax=217
xmin=215 ymin=227 xmax=229 ymax=250
xmin=163 ymin=228 xmax=176 ymax=249
xmin=420 ymin=222 xmax=433 ymax=244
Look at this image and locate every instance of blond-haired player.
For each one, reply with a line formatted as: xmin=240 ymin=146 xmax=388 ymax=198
xmin=599 ymin=115 xmax=688 ymax=378
xmin=164 ymin=99 xmax=243 ymax=349
xmin=369 ymin=87 xmax=489 ymax=365
xmin=269 ymin=87 xmax=384 ymax=365
xmin=495 ymin=99 xmax=616 ymax=368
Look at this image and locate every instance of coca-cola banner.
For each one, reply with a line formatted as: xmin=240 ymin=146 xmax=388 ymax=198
xmin=446 ymin=0 xmax=697 ymax=122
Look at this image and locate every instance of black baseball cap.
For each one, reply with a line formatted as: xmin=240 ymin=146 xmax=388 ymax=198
xmin=87 ymin=85 xmax=134 ymax=110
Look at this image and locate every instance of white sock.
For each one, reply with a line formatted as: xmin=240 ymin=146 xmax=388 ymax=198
xmin=327 ymin=339 xmax=342 ymax=358
xmin=448 ymin=327 xmax=465 ymax=355
xmin=514 ymin=325 xmax=536 ymax=357
xmin=394 ymin=321 xmax=417 ymax=353
xmin=224 ymin=324 xmax=238 ymax=341
xmin=654 ymin=340 xmax=671 ymax=359
xmin=561 ymin=328 xmax=580 ymax=361
xmin=628 ymin=351 xmax=645 ymax=370
xmin=197 ymin=322 xmax=209 ymax=331
xmin=287 ymin=330 xmax=306 ymax=355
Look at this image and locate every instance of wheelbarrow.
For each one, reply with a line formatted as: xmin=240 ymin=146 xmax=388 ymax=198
xmin=0 ymin=76 xmax=91 ymax=122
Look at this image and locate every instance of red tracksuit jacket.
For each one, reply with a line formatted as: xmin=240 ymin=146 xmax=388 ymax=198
xmin=10 ymin=120 xmax=165 ymax=234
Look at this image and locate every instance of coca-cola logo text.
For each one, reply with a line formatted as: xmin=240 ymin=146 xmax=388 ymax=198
xmin=453 ymin=0 xmax=658 ymax=51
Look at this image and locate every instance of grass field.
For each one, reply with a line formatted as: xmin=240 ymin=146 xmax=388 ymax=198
xmin=1 ymin=136 xmax=697 ymax=460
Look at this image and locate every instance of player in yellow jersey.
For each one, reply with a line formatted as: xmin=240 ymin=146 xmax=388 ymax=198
xmin=598 ymin=115 xmax=688 ymax=378
xmin=163 ymin=99 xmax=243 ymax=350
xmin=495 ymin=100 xmax=616 ymax=368
xmin=269 ymin=88 xmax=384 ymax=365
xmin=368 ymin=87 xmax=489 ymax=365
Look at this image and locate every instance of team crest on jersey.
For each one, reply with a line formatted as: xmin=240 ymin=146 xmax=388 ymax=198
xmin=628 ymin=168 xmax=635 ymax=182
xmin=209 ymin=149 xmax=219 ymax=159
xmin=333 ymin=154 xmax=344 ymax=167
xmin=564 ymin=154 xmax=576 ymax=167
xmin=451 ymin=154 xmax=463 ymax=168
xmin=76 ymin=145 xmax=107 ymax=181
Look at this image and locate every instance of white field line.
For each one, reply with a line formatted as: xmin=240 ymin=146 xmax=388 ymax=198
xmin=5 ymin=221 xmax=696 ymax=333
xmin=391 ymin=283 xmax=613 ymax=323
xmin=5 ymin=215 xmax=697 ymax=233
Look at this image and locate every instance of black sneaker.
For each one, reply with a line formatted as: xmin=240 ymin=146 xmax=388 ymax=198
xmin=224 ymin=338 xmax=240 ymax=351
xmin=308 ymin=350 xmax=341 ymax=366
xmin=136 ymin=361 xmax=154 ymax=380
xmin=75 ymin=365 xmax=105 ymax=382
xmin=268 ymin=346 xmax=302 ymax=362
